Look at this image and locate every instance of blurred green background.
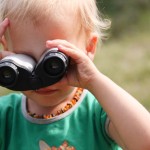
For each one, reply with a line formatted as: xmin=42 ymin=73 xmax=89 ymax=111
xmin=95 ymin=0 xmax=150 ymax=110
xmin=0 ymin=0 xmax=150 ymax=110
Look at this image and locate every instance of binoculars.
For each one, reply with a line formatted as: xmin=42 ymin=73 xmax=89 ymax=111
xmin=0 ymin=48 xmax=69 ymax=91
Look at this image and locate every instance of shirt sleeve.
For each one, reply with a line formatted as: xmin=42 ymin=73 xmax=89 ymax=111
xmin=94 ymin=98 xmax=121 ymax=149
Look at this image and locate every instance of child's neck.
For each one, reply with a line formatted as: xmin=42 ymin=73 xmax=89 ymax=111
xmin=26 ymin=88 xmax=83 ymax=119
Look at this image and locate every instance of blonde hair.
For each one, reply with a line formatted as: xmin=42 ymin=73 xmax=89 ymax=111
xmin=0 ymin=0 xmax=111 ymax=40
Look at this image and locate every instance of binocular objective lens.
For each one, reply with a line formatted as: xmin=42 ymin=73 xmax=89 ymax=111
xmin=3 ymin=70 xmax=12 ymax=79
xmin=0 ymin=66 xmax=17 ymax=86
xmin=44 ymin=57 xmax=64 ymax=76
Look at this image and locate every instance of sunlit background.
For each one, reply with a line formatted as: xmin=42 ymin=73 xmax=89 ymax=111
xmin=0 ymin=0 xmax=150 ymax=110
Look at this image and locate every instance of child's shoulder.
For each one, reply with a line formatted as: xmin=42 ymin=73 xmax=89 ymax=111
xmin=0 ymin=92 xmax=23 ymax=108
xmin=85 ymin=90 xmax=96 ymax=99
xmin=84 ymin=90 xmax=99 ymax=105
xmin=83 ymin=90 xmax=103 ymax=112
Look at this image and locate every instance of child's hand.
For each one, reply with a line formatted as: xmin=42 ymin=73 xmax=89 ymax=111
xmin=0 ymin=18 xmax=9 ymax=37
xmin=46 ymin=40 xmax=99 ymax=89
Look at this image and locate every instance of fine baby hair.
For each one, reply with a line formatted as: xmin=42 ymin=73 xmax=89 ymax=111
xmin=0 ymin=0 xmax=110 ymax=40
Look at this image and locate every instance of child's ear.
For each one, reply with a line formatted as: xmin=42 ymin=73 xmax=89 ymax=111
xmin=86 ymin=34 xmax=98 ymax=60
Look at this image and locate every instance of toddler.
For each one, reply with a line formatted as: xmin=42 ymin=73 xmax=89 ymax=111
xmin=0 ymin=0 xmax=150 ymax=150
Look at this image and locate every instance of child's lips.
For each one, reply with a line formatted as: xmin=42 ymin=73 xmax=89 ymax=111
xmin=34 ymin=87 xmax=58 ymax=95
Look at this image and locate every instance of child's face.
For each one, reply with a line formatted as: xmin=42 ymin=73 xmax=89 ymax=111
xmin=6 ymin=12 xmax=88 ymax=106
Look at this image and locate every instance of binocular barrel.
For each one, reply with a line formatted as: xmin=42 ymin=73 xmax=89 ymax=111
xmin=0 ymin=48 xmax=69 ymax=91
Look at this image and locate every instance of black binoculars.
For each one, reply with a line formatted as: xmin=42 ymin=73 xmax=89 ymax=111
xmin=0 ymin=48 xmax=69 ymax=91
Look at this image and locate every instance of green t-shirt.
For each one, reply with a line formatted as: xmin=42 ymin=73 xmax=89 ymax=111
xmin=0 ymin=90 xmax=122 ymax=150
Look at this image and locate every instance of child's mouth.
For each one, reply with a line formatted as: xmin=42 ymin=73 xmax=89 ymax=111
xmin=34 ymin=87 xmax=58 ymax=95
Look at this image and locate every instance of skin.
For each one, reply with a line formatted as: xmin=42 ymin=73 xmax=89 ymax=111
xmin=0 ymin=13 xmax=150 ymax=150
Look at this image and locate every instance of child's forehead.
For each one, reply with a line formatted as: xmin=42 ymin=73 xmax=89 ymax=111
xmin=2 ymin=0 xmax=105 ymax=39
xmin=6 ymin=8 xmax=83 ymax=54
xmin=9 ymin=9 xmax=79 ymax=36
xmin=6 ymin=2 xmax=82 ymax=37
xmin=6 ymin=0 xmax=80 ymax=33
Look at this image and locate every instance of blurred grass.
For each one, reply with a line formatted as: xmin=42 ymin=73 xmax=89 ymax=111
xmin=0 ymin=88 xmax=14 ymax=96
xmin=94 ymin=9 xmax=150 ymax=110
xmin=94 ymin=29 xmax=150 ymax=110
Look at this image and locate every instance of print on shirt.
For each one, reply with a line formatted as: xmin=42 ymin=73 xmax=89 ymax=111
xmin=39 ymin=140 xmax=76 ymax=150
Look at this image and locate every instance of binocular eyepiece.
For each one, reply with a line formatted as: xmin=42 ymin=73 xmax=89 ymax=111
xmin=0 ymin=48 xmax=69 ymax=91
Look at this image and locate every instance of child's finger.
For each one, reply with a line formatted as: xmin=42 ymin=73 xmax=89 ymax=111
xmin=46 ymin=39 xmax=77 ymax=50
xmin=57 ymin=45 xmax=86 ymax=64
xmin=0 ymin=18 xmax=9 ymax=38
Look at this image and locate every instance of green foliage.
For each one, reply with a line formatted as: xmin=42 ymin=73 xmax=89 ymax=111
xmin=98 ymin=0 xmax=150 ymax=15
xmin=97 ymin=0 xmax=150 ymax=37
